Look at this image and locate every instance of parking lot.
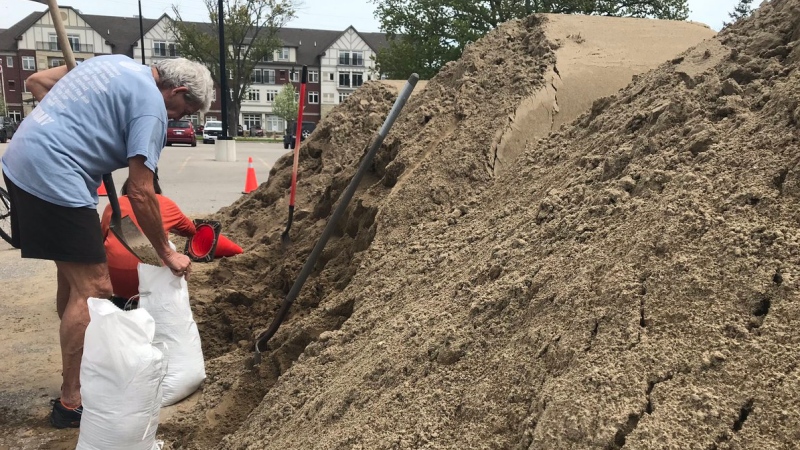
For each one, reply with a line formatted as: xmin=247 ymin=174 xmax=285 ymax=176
xmin=0 ymin=140 xmax=289 ymax=217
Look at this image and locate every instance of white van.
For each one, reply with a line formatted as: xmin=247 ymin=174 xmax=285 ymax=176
xmin=202 ymin=121 xmax=223 ymax=144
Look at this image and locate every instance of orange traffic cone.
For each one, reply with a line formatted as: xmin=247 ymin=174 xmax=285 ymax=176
xmin=97 ymin=181 xmax=107 ymax=196
xmin=243 ymin=156 xmax=258 ymax=194
xmin=214 ymin=234 xmax=243 ymax=258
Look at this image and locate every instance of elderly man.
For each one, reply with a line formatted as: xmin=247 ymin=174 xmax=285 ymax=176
xmin=0 ymin=55 xmax=214 ymax=428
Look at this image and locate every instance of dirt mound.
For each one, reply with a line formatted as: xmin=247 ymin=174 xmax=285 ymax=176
xmin=154 ymin=5 xmax=800 ymax=448
xmin=495 ymin=14 xmax=714 ymax=174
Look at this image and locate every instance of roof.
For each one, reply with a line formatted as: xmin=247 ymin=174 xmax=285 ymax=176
xmin=313 ymin=26 xmax=391 ymax=59
xmin=0 ymin=11 xmax=391 ymax=63
xmin=277 ymin=27 xmax=341 ymax=65
xmin=360 ymin=32 xmax=389 ymax=53
xmin=82 ymin=13 xmax=163 ymax=56
xmin=0 ymin=11 xmax=46 ymax=51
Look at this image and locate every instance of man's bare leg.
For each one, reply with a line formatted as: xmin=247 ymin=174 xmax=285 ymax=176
xmin=54 ymin=261 xmax=112 ymax=408
xmin=56 ymin=266 xmax=70 ymax=319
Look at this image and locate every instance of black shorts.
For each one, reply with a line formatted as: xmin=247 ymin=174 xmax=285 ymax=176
xmin=3 ymin=171 xmax=106 ymax=263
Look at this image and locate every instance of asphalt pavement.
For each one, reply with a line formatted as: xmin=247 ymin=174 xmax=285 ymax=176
xmin=0 ymin=140 xmax=289 ymax=217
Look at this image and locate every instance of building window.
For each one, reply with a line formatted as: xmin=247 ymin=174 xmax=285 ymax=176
xmin=68 ymin=35 xmax=81 ymax=51
xmin=338 ymin=51 xmax=364 ymax=66
xmin=338 ymin=92 xmax=350 ymax=103
xmin=23 ymin=78 xmax=29 ymax=93
xmin=6 ymin=56 xmax=13 ymax=67
xmin=338 ymin=50 xmax=349 ymax=65
xmin=49 ymin=57 xmax=65 ymax=68
xmin=278 ymin=70 xmax=286 ymax=80
xmin=266 ymin=115 xmax=284 ymax=132
xmin=260 ymin=53 xmax=274 ymax=63
xmin=153 ymin=41 xmax=179 ymax=57
xmin=9 ymin=111 xmax=21 ymax=122
xmin=308 ymin=70 xmax=319 ymax=83
xmin=265 ymin=70 xmax=275 ymax=84
xmin=265 ymin=90 xmax=278 ymax=103
xmin=153 ymin=41 xmax=166 ymax=56
xmin=8 ymin=80 xmax=15 ymax=91
xmin=278 ymin=47 xmax=290 ymax=61
xmin=323 ymin=72 xmax=334 ymax=82
xmin=290 ymin=70 xmax=299 ymax=82
xmin=48 ymin=34 xmax=81 ymax=52
xmin=22 ymin=56 xmax=35 ymax=71
xmin=251 ymin=69 xmax=263 ymax=84
xmin=338 ymin=71 xmax=363 ymax=88
xmin=338 ymin=72 xmax=350 ymax=88
xmin=323 ymin=92 xmax=335 ymax=103
xmin=308 ymin=91 xmax=319 ymax=104
xmin=187 ymin=114 xmax=200 ymax=126
xmin=246 ymin=89 xmax=260 ymax=102
xmin=243 ymin=113 xmax=261 ymax=129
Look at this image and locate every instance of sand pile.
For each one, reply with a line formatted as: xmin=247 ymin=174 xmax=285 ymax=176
xmin=152 ymin=8 xmax=800 ymax=449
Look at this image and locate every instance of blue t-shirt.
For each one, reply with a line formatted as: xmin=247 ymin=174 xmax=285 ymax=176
xmin=1 ymin=55 xmax=167 ymax=208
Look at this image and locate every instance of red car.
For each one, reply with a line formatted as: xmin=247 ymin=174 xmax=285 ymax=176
xmin=167 ymin=120 xmax=197 ymax=147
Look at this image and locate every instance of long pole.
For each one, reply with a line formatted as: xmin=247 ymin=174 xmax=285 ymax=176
xmin=138 ymin=0 xmax=145 ymax=64
xmin=1 ymin=68 xmax=7 ymax=117
xmin=217 ymin=0 xmax=229 ymax=139
xmin=45 ymin=0 xmax=76 ymax=68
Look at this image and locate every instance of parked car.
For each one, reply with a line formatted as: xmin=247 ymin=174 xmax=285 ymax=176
xmin=250 ymin=125 xmax=264 ymax=137
xmin=237 ymin=124 xmax=244 ymax=136
xmin=283 ymin=121 xmax=316 ymax=149
xmin=166 ymin=120 xmax=196 ymax=147
xmin=0 ymin=117 xmax=18 ymax=143
xmin=194 ymin=124 xmax=204 ymax=135
xmin=202 ymin=120 xmax=223 ymax=144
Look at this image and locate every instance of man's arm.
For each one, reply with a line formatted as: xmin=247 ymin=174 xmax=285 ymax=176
xmin=26 ymin=65 xmax=69 ymax=102
xmin=125 ymin=156 xmax=192 ymax=277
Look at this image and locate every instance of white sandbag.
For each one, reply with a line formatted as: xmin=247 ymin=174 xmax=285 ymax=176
xmin=138 ymin=264 xmax=206 ymax=406
xmin=78 ymin=297 xmax=165 ymax=450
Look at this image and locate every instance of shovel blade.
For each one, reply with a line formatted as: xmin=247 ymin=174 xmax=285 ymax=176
xmin=110 ymin=216 xmax=161 ymax=266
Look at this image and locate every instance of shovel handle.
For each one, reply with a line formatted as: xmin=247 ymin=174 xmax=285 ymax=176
xmin=102 ymin=174 xmax=121 ymax=229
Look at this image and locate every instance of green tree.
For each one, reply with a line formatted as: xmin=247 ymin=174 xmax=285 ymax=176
xmin=170 ymin=0 xmax=296 ymax=136
xmin=724 ymin=0 xmax=754 ymax=27
xmin=372 ymin=0 xmax=690 ymax=79
xmin=272 ymin=82 xmax=298 ymax=124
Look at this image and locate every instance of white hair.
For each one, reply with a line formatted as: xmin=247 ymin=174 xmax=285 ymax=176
xmin=153 ymin=58 xmax=215 ymax=113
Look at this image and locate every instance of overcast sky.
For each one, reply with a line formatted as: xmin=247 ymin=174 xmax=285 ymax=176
xmin=1 ymin=0 xmax=758 ymax=33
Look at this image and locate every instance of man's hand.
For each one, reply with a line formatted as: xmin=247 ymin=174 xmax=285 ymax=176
xmin=163 ymin=250 xmax=192 ymax=279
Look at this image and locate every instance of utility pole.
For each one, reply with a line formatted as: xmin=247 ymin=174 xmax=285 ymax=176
xmin=138 ymin=0 xmax=146 ymax=64
xmin=217 ymin=0 xmax=230 ymax=140
xmin=0 ymin=66 xmax=7 ymax=117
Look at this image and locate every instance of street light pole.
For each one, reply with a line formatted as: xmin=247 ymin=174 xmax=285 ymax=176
xmin=138 ymin=0 xmax=145 ymax=64
xmin=217 ymin=0 xmax=230 ymax=139
xmin=0 ymin=67 xmax=7 ymax=117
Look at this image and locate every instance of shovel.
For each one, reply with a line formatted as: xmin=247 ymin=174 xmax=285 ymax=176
xmin=281 ymin=65 xmax=308 ymax=247
xmin=253 ymin=73 xmax=419 ymax=364
xmin=103 ymin=175 xmax=161 ymax=266
xmin=35 ymin=0 xmax=160 ymax=265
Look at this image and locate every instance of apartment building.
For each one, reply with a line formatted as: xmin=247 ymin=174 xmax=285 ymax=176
xmin=0 ymin=6 xmax=390 ymax=131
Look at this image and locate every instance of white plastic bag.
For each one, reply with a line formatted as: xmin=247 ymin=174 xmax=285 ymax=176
xmin=77 ymin=298 xmax=165 ymax=450
xmin=138 ymin=264 xmax=206 ymax=406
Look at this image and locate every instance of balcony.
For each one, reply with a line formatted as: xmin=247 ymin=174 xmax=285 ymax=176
xmin=36 ymin=41 xmax=94 ymax=53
